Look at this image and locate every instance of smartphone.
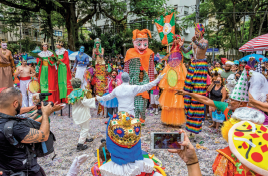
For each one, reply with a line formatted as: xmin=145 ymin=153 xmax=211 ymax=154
xmin=150 ymin=132 xmax=184 ymax=150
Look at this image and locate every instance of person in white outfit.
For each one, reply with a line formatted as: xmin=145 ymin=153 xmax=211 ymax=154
xmin=96 ymin=72 xmax=165 ymax=116
xmin=68 ymin=78 xmax=96 ymax=151
xmin=14 ymin=56 xmax=36 ymax=107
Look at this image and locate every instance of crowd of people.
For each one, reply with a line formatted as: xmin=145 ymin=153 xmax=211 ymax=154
xmin=0 ymin=23 xmax=268 ymax=176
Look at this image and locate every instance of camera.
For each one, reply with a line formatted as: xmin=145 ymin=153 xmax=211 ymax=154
xmin=36 ymin=93 xmax=54 ymax=115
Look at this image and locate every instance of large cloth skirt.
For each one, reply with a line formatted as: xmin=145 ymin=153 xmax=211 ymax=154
xmin=99 ymin=93 xmax=118 ymax=108
xmin=75 ymin=66 xmax=87 ymax=89
xmin=0 ymin=66 xmax=13 ymax=88
xmin=159 ymin=63 xmax=187 ymax=126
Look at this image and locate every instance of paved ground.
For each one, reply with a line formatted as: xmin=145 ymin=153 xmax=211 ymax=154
xmin=39 ymin=106 xmax=227 ymax=176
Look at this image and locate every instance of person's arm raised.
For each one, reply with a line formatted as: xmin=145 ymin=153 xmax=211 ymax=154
xmin=21 ymin=102 xmax=53 ymax=143
xmin=249 ymin=93 xmax=268 ymax=113
xmin=175 ymin=90 xmax=216 ymax=108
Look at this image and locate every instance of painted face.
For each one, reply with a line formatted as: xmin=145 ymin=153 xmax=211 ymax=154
xmin=133 ymin=39 xmax=148 ymax=55
xmin=80 ymin=46 xmax=85 ymax=53
xmin=1 ymin=43 xmax=7 ymax=49
xmin=43 ymin=45 xmax=48 ymax=51
xmin=96 ymin=43 xmax=100 ymax=47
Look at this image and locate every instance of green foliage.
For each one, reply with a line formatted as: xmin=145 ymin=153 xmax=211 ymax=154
xmin=20 ymin=37 xmax=37 ymax=52
xmin=7 ymin=43 xmax=20 ymax=54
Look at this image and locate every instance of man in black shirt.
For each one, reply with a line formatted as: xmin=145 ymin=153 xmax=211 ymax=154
xmin=0 ymin=87 xmax=63 ymax=176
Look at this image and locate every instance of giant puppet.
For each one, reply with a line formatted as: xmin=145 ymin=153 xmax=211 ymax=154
xmin=0 ymin=40 xmax=15 ymax=88
xmin=92 ymin=38 xmax=106 ymax=115
xmin=181 ymin=23 xmax=209 ymax=135
xmin=37 ymin=42 xmax=59 ymax=102
xmin=55 ymin=40 xmax=73 ymax=103
xmin=159 ymin=34 xmax=187 ymax=126
xmin=124 ymin=29 xmax=155 ymax=121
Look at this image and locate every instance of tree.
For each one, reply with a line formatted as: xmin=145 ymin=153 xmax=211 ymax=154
xmin=0 ymin=0 xmax=167 ymax=50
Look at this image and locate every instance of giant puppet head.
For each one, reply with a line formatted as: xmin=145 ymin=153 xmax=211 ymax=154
xmin=132 ymin=29 xmax=151 ymax=55
xmin=1 ymin=39 xmax=8 ymax=49
xmin=194 ymin=23 xmax=205 ymax=40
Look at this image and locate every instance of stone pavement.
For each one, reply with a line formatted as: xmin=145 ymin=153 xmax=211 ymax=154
xmin=39 ymin=106 xmax=227 ymax=176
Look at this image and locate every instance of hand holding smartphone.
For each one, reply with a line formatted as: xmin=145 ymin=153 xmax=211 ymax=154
xmin=150 ymin=132 xmax=184 ymax=150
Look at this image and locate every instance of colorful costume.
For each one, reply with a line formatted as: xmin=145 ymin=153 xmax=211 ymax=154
xmin=182 ymin=23 xmax=208 ymax=134
xmin=68 ymin=88 xmax=96 ymax=146
xmin=159 ymin=35 xmax=187 ymax=125
xmin=93 ymin=39 xmax=106 ymax=115
xmin=0 ymin=41 xmax=15 ymax=88
xmin=124 ymin=29 xmax=155 ymax=84
xmin=73 ymin=46 xmax=90 ymax=89
xmin=99 ymin=74 xmax=122 ymax=118
xmin=37 ymin=48 xmax=59 ymax=102
xmin=97 ymin=111 xmax=165 ymax=176
xmin=56 ymin=46 xmax=73 ymax=103
xmin=134 ymin=69 xmax=150 ymax=120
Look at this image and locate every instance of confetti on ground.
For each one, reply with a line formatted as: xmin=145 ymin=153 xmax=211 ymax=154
xmin=39 ymin=106 xmax=227 ymax=176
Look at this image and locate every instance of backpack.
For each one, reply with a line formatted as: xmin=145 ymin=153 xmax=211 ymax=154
xmin=1 ymin=113 xmax=56 ymax=167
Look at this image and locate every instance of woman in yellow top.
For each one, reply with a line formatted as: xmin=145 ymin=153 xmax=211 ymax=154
xmin=159 ymin=35 xmax=187 ymax=126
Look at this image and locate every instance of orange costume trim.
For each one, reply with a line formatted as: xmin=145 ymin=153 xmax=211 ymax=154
xmin=212 ymin=147 xmax=261 ymax=176
xmin=124 ymin=48 xmax=154 ymax=74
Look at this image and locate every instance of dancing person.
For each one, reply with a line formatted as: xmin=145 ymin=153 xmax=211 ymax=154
xmin=67 ymin=78 xmax=96 ymax=151
xmin=55 ymin=41 xmax=73 ymax=103
xmin=72 ymin=46 xmax=89 ymax=89
xmin=14 ymin=57 xmax=36 ymax=107
xmin=96 ymin=72 xmax=165 ymax=119
xmin=181 ymin=23 xmax=208 ymax=137
xmin=0 ymin=40 xmax=15 ymax=88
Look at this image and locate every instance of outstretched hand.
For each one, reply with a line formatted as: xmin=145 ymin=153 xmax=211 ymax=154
xmin=168 ymin=129 xmax=198 ymax=165
xmin=157 ymin=73 xmax=166 ymax=80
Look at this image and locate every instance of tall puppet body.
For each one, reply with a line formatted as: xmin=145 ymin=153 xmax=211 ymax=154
xmin=159 ymin=35 xmax=187 ymax=125
xmin=55 ymin=41 xmax=73 ymax=103
xmin=182 ymin=23 xmax=208 ymax=134
xmin=124 ymin=29 xmax=155 ymax=120
xmin=37 ymin=42 xmax=59 ymax=102
xmin=0 ymin=40 xmax=15 ymax=88
xmin=92 ymin=38 xmax=106 ymax=115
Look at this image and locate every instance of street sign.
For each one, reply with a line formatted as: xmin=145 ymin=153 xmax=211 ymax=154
xmin=206 ymin=48 xmax=219 ymax=53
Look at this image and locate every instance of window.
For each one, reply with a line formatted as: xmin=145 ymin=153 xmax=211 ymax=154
xmin=184 ymin=6 xmax=189 ymax=15
xmin=23 ymin=28 xmax=31 ymax=36
xmin=54 ymin=30 xmax=62 ymax=37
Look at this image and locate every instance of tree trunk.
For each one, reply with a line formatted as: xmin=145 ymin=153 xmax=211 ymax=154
xmin=65 ymin=3 xmax=78 ymax=51
xmin=232 ymin=0 xmax=238 ymax=49
xmin=240 ymin=2 xmax=248 ymax=46
xmin=249 ymin=0 xmax=257 ymax=41
xmin=258 ymin=5 xmax=268 ymax=36
xmin=47 ymin=11 xmax=55 ymax=51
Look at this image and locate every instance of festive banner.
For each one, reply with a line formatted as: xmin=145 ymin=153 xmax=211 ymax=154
xmin=154 ymin=11 xmax=175 ymax=45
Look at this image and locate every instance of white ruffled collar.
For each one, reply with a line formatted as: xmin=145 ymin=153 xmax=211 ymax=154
xmin=99 ymin=158 xmax=154 ymax=176
xmin=38 ymin=50 xmax=53 ymax=57
xmin=56 ymin=48 xmax=67 ymax=55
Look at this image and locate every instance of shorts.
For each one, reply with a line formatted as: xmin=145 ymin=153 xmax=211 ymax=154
xmin=150 ymin=94 xmax=159 ymax=105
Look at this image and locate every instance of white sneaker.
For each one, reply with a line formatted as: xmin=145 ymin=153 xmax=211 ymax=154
xmin=155 ymin=110 xmax=159 ymax=115
xmin=150 ymin=109 xmax=155 ymax=113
